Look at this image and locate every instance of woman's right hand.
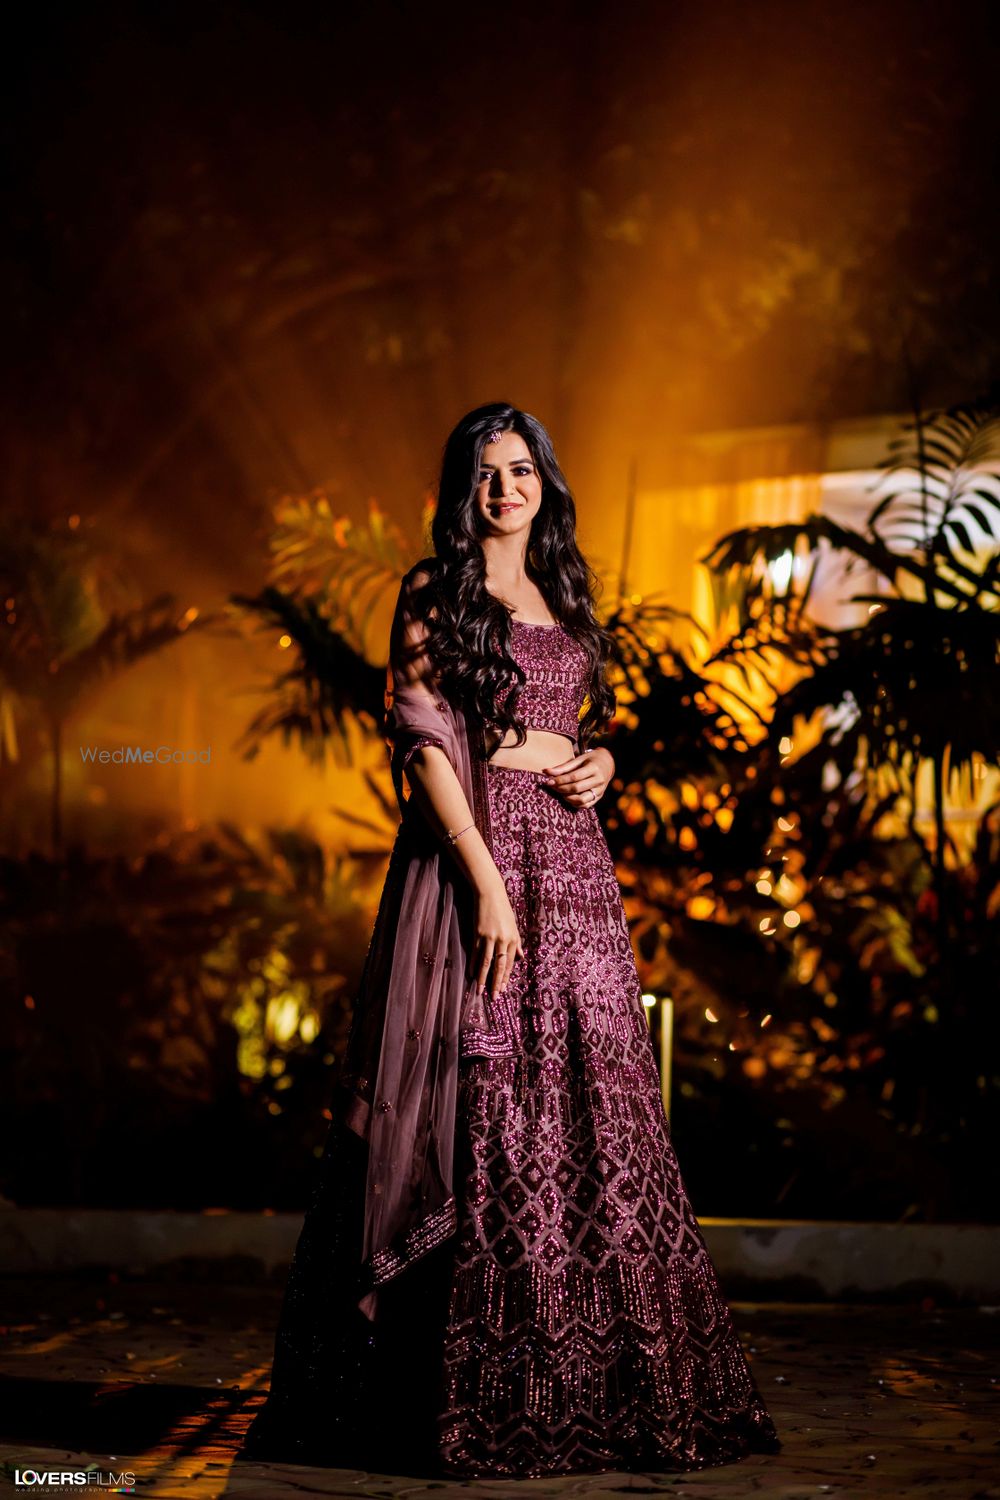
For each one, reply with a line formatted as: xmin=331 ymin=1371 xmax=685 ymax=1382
xmin=471 ymin=873 xmax=524 ymax=999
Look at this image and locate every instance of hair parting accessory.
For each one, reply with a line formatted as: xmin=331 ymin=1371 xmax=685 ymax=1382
xmin=487 ymin=428 xmax=503 ymax=444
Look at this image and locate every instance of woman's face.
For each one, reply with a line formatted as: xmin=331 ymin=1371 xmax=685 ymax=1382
xmin=474 ymin=429 xmax=543 ymax=536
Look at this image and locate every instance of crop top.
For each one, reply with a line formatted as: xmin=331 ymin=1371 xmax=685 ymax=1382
xmin=492 ymin=619 xmax=589 ymax=745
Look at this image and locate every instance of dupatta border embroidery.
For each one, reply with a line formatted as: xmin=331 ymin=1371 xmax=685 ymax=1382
xmin=368 ymin=1194 xmax=459 ymax=1288
xmin=465 ymin=714 xmax=494 ymax=856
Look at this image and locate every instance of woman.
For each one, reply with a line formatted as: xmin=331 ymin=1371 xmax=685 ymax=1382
xmin=241 ymin=402 xmax=781 ymax=1479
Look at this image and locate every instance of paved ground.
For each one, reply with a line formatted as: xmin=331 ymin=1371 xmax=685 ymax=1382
xmin=0 ymin=1274 xmax=997 ymax=1499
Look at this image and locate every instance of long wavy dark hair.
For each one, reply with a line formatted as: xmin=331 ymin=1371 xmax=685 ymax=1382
xmin=406 ymin=401 xmax=616 ymax=754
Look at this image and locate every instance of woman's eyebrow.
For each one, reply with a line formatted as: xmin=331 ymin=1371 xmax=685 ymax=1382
xmin=479 ymin=455 xmax=534 ymax=468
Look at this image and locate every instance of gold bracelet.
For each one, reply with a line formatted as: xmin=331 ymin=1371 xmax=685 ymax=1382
xmin=444 ymin=822 xmax=475 ymax=846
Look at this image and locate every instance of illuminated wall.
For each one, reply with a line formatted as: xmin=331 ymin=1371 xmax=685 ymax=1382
xmin=627 ymin=414 xmax=900 ymax=638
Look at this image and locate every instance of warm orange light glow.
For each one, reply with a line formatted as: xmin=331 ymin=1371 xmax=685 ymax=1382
xmin=705 ymin=1007 xmax=718 ymax=1023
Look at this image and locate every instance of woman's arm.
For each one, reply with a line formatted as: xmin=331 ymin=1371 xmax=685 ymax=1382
xmin=406 ymin=744 xmax=525 ymax=1009
xmin=392 ymin=569 xmax=523 ymax=996
xmin=404 ymin=744 xmax=503 ymax=895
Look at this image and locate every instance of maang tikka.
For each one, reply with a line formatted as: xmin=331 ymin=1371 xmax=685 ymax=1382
xmin=487 ymin=428 xmax=502 ymax=444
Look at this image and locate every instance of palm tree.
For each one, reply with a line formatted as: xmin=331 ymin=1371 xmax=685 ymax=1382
xmin=228 ymin=422 xmax=1000 ymax=1218
xmin=700 ymin=397 xmax=1000 ymax=919
xmin=0 ymin=517 xmax=212 ymax=854
xmin=229 ymin=497 xmax=417 ymax=767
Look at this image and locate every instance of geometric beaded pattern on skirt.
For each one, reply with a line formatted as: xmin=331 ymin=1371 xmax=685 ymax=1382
xmin=240 ymin=617 xmax=780 ymax=1480
xmin=438 ymin=761 xmax=781 ymax=1477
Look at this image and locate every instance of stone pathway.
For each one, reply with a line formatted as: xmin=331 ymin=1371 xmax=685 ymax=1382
xmin=0 ymin=1275 xmax=997 ymax=1498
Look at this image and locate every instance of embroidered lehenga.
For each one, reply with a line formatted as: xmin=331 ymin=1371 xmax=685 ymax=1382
xmin=241 ymin=566 xmax=780 ymax=1478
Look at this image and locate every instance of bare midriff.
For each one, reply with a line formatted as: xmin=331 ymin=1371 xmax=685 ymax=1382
xmin=486 ymin=726 xmax=578 ymax=773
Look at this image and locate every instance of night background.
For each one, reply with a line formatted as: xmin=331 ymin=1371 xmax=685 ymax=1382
xmin=3 ymin=1 xmax=1000 ymax=1491
xmin=2 ymin=0 xmax=999 ymax=1226
xmin=9 ymin=0 xmax=1000 ymax=559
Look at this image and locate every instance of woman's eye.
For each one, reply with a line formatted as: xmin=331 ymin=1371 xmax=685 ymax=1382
xmin=477 ymin=466 xmax=532 ymax=481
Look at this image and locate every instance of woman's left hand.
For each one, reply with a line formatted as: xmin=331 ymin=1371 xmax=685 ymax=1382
xmin=540 ymin=747 xmax=615 ymax=810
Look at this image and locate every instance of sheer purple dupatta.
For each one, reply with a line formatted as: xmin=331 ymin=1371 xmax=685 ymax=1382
xmin=334 ymin=564 xmax=517 ymax=1321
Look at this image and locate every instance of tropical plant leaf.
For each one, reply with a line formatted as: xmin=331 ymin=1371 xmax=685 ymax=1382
xmin=267 ymin=494 xmax=416 ymax=656
xmin=230 ymin=587 xmax=386 ymax=767
xmin=865 ymin=398 xmax=1000 ymax=588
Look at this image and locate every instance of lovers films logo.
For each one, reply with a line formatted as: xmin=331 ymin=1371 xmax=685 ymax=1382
xmin=12 ymin=1469 xmax=135 ymax=1492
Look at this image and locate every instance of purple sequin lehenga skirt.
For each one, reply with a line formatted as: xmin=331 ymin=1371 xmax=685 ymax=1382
xmin=241 ymin=763 xmax=780 ymax=1479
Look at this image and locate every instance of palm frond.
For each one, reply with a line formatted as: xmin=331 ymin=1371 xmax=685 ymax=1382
xmin=867 ymin=399 xmax=1000 ymax=596
xmin=230 ymin=587 xmax=386 ymax=766
xmin=267 ymin=494 xmax=416 ymax=656
xmin=702 ymin=512 xmax=977 ymax=610
xmin=5 ymin=596 xmax=214 ymax=720
xmin=599 ymin=598 xmax=764 ymax=798
xmin=769 ymin=598 xmax=1000 ymax=780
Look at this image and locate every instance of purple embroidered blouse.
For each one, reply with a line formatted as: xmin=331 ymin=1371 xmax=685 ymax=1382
xmin=494 ymin=620 xmax=589 ymax=747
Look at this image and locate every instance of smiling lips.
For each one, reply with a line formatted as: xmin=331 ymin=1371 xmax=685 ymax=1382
xmin=494 ymin=502 xmax=521 ymax=514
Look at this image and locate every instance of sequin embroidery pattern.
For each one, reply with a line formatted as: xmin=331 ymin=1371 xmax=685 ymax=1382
xmin=436 ymin=761 xmax=780 ymax=1476
xmin=493 ymin=620 xmax=589 ymax=745
xmin=241 ymin=612 xmax=780 ymax=1479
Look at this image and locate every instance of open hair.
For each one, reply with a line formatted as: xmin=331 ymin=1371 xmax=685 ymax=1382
xmin=405 ymin=401 xmax=616 ymax=754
